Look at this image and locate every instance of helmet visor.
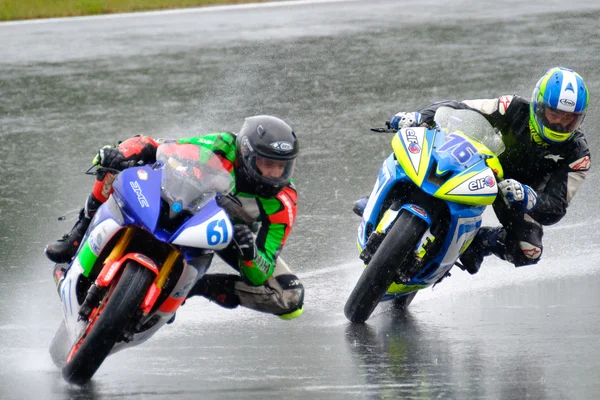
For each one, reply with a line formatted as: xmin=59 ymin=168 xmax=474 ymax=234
xmin=536 ymin=104 xmax=585 ymax=134
xmin=254 ymin=156 xmax=295 ymax=184
xmin=240 ymin=144 xmax=296 ymax=187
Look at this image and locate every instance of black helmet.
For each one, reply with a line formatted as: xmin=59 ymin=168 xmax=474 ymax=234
xmin=235 ymin=115 xmax=299 ymax=198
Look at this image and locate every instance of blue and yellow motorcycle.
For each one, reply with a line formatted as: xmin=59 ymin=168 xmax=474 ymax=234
xmin=344 ymin=107 xmax=505 ymax=323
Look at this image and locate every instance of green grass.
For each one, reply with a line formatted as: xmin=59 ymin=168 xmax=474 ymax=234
xmin=0 ymin=0 xmax=274 ymax=21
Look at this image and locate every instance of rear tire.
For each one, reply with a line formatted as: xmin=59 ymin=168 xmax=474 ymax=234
xmin=62 ymin=261 xmax=155 ymax=385
xmin=344 ymin=211 xmax=428 ymax=323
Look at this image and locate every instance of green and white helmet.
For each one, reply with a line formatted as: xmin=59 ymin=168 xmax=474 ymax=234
xmin=530 ymin=67 xmax=589 ymax=144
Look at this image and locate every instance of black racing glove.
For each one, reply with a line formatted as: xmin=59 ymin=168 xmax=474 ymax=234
xmin=94 ymin=146 xmax=139 ymax=171
xmin=232 ymin=224 xmax=256 ymax=261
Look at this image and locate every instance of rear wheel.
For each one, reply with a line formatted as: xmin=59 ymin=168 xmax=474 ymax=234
xmin=344 ymin=211 xmax=428 ymax=323
xmin=62 ymin=261 xmax=155 ymax=385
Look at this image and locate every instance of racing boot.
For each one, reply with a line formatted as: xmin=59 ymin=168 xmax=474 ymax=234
xmin=46 ymin=196 xmax=103 ymax=264
xmin=352 ymin=196 xmax=369 ymax=217
xmin=45 ymin=208 xmax=91 ymax=264
xmin=457 ymin=227 xmax=503 ymax=274
xmin=187 ymin=273 xmax=241 ymax=309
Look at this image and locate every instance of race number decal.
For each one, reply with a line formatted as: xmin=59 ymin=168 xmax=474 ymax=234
xmin=438 ymin=133 xmax=477 ymax=164
xmin=207 ymin=219 xmax=229 ymax=245
xmin=171 ymin=209 xmax=233 ymax=249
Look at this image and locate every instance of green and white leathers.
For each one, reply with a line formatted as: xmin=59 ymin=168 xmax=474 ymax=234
xmin=178 ymin=132 xmax=298 ymax=286
xmin=530 ymin=66 xmax=589 ymax=144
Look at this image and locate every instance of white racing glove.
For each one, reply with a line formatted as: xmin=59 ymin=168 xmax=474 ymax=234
xmin=388 ymin=111 xmax=423 ymax=130
xmin=498 ymin=179 xmax=538 ymax=213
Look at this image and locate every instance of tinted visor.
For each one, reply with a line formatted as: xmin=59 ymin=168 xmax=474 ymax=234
xmin=240 ymin=145 xmax=296 ymax=186
xmin=536 ymin=104 xmax=585 ymax=134
xmin=256 ymin=156 xmax=295 ymax=181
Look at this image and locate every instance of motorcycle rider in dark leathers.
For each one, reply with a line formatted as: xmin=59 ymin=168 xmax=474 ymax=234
xmin=46 ymin=115 xmax=304 ymax=320
xmin=356 ymin=66 xmax=591 ymax=274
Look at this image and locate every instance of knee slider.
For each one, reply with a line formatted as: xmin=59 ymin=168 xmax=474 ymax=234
xmin=275 ymin=274 xmax=304 ymax=316
xmin=278 ymin=307 xmax=303 ymax=321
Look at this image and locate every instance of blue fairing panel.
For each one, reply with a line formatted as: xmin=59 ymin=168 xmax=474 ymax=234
xmin=169 ymin=198 xmax=223 ymax=243
xmin=112 ymin=166 xmax=162 ymax=233
xmin=358 ymin=154 xmax=410 ymax=248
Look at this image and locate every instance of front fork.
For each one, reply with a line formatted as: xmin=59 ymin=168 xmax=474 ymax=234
xmin=360 ymin=202 xmax=434 ymax=265
xmin=78 ymin=227 xmax=181 ymax=321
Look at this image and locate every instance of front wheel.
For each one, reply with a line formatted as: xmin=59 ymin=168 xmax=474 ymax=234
xmin=344 ymin=211 xmax=428 ymax=323
xmin=62 ymin=261 xmax=155 ymax=385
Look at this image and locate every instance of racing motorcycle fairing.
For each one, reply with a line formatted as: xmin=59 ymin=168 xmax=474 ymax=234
xmin=170 ymin=200 xmax=233 ymax=250
xmin=111 ymin=165 xmax=161 ymax=233
xmin=391 ymin=125 xmax=501 ymax=207
xmin=55 ymin=143 xmax=236 ymax=353
xmin=356 ymin=108 xmax=504 ymax=300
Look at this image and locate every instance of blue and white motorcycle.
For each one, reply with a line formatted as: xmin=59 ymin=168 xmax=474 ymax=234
xmin=50 ymin=142 xmax=236 ymax=384
xmin=345 ymin=107 xmax=505 ymax=323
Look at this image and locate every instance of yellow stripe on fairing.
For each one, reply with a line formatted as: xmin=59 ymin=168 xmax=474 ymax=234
xmin=376 ymin=209 xmax=397 ymax=234
xmin=433 ymin=132 xmax=502 ymax=206
xmin=434 ymin=169 xmax=495 ymax=206
xmin=471 ymin=137 xmax=504 ymax=179
xmin=387 ymin=282 xmax=427 ymax=293
xmin=359 ymin=262 xmax=427 ymax=293
xmin=392 ymin=133 xmax=431 ymax=187
xmin=460 ymin=236 xmax=475 ymax=254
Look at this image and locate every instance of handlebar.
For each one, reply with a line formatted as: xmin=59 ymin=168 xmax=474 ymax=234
xmin=85 ymin=160 xmax=144 ymax=176
xmin=370 ymin=127 xmax=398 ymax=133
xmin=370 ymin=120 xmax=398 ymax=133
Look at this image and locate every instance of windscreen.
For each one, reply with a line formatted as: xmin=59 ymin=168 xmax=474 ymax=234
xmin=434 ymin=107 xmax=505 ymax=156
xmin=155 ymin=142 xmax=235 ymax=218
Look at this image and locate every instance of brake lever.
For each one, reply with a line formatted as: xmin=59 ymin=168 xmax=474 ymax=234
xmin=85 ymin=160 xmax=144 ymax=175
xmin=370 ymin=127 xmax=398 ymax=133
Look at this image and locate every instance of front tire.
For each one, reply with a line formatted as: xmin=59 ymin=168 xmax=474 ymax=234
xmin=62 ymin=261 xmax=155 ymax=385
xmin=344 ymin=211 xmax=428 ymax=323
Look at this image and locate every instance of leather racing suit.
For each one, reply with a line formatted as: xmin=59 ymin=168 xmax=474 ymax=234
xmin=417 ymin=95 xmax=591 ymax=267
